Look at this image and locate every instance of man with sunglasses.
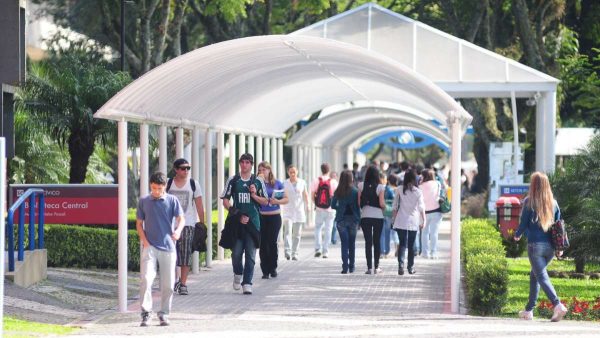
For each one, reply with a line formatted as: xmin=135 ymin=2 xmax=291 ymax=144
xmin=167 ymin=158 xmax=204 ymax=295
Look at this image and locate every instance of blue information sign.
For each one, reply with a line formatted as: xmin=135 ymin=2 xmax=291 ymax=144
xmin=499 ymin=184 xmax=529 ymax=198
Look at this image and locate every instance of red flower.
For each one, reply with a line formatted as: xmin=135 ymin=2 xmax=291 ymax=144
xmin=574 ymin=304 xmax=583 ymax=314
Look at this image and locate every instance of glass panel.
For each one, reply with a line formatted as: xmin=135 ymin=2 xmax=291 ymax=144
xmin=509 ymin=64 xmax=546 ymax=82
xmin=462 ymin=45 xmax=506 ymax=81
xmin=326 ymin=9 xmax=369 ymax=48
xmin=297 ymin=25 xmax=325 ymax=38
xmin=370 ymin=7 xmax=413 ymax=67
xmin=416 ymin=26 xmax=459 ymax=81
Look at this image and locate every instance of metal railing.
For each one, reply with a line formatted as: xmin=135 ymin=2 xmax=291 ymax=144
xmin=7 ymin=188 xmax=45 ymax=272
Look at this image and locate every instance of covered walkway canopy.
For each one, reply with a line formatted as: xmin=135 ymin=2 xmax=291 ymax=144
xmin=95 ymin=2 xmax=558 ymax=317
xmin=289 ymin=2 xmax=559 ymax=173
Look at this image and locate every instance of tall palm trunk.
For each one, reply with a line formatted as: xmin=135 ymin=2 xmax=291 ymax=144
xmin=67 ymin=133 xmax=95 ymax=183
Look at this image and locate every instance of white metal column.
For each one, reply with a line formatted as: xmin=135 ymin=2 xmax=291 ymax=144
xmin=278 ymin=138 xmax=284 ymax=179
xmin=264 ymin=137 xmax=271 ymax=167
xmin=543 ymin=91 xmax=556 ymax=173
xmin=450 ymin=113 xmax=462 ymax=314
xmin=256 ymin=135 xmax=263 ymax=172
xmin=118 ymin=119 xmax=128 ymax=313
xmin=248 ymin=135 xmax=255 ymax=172
xmin=229 ymin=133 xmax=236 ymax=177
xmin=176 ymin=127 xmax=184 ymax=158
xmin=271 ymin=138 xmax=277 ymax=177
xmin=204 ymin=129 xmax=213 ymax=267
xmin=191 ymin=128 xmax=201 ymax=273
xmin=140 ymin=124 xmax=149 ymax=197
xmin=217 ymin=130 xmax=225 ymax=260
xmin=535 ymin=94 xmax=546 ymax=172
xmin=159 ymin=125 xmax=168 ymax=174
xmin=239 ymin=133 xmax=246 ymax=155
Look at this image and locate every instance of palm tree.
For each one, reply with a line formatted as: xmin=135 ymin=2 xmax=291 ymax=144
xmin=15 ymin=42 xmax=130 ymax=183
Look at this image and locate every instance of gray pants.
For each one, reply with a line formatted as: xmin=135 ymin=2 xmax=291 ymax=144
xmin=140 ymin=246 xmax=176 ymax=315
xmin=283 ymin=219 xmax=304 ymax=257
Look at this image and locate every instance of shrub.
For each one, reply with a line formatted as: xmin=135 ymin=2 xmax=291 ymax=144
xmin=45 ymin=224 xmax=140 ymax=270
xmin=465 ymin=253 xmax=508 ymax=315
xmin=462 ymin=218 xmax=509 ymax=315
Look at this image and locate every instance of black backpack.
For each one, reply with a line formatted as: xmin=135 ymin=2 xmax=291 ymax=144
xmin=314 ymin=177 xmax=332 ymax=208
xmin=360 ymin=183 xmax=380 ymax=208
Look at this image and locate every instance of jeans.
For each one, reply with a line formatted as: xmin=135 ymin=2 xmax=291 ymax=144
xmin=396 ymin=229 xmax=417 ymax=270
xmin=337 ymin=216 xmax=358 ymax=272
xmin=525 ymin=242 xmax=560 ymax=311
xmin=283 ymin=219 xmax=304 ymax=257
xmin=314 ymin=209 xmax=335 ymax=254
xmin=422 ymin=212 xmax=443 ymax=257
xmin=331 ymin=222 xmax=338 ymax=244
xmin=260 ymin=214 xmax=282 ymax=276
xmin=140 ymin=246 xmax=176 ymax=315
xmin=361 ymin=218 xmax=384 ymax=269
xmin=232 ymin=230 xmax=257 ymax=285
xmin=380 ymin=217 xmax=392 ymax=255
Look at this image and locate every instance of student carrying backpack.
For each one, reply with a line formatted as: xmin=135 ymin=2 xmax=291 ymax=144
xmin=314 ymin=177 xmax=332 ymax=209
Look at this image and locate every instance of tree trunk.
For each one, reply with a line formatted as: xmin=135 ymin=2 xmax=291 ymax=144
xmin=512 ymin=0 xmax=545 ymax=70
xmin=575 ymin=255 xmax=586 ymax=273
xmin=67 ymin=133 xmax=95 ymax=184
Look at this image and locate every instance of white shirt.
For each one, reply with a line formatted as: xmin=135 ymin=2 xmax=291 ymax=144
xmin=420 ymin=180 xmax=441 ymax=212
xmin=168 ymin=179 xmax=203 ymax=226
xmin=357 ymin=182 xmax=385 ymax=219
xmin=392 ymin=186 xmax=425 ymax=231
xmin=281 ymin=178 xmax=307 ymax=223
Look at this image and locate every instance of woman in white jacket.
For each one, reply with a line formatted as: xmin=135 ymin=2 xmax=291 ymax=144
xmin=392 ymin=170 xmax=426 ymax=275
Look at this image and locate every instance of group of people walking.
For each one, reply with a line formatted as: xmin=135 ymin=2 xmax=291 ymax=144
xmin=134 ymin=152 xmax=568 ymax=326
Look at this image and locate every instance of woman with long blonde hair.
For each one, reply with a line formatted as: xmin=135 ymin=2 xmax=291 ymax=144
xmin=514 ymin=172 xmax=567 ymax=322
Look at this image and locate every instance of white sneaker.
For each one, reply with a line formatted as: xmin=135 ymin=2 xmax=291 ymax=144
xmin=374 ymin=267 xmax=382 ymax=274
xmin=551 ymin=303 xmax=568 ymax=322
xmin=233 ymin=274 xmax=242 ymax=291
xmin=518 ymin=310 xmax=533 ymax=320
xmin=242 ymin=284 xmax=252 ymax=295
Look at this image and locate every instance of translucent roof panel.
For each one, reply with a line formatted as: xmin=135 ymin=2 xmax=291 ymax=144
xmin=95 ymin=35 xmax=470 ymax=137
xmin=326 ymin=9 xmax=368 ymax=47
xmin=291 ymin=2 xmax=558 ymax=97
xmin=370 ymin=8 xmax=414 ymax=66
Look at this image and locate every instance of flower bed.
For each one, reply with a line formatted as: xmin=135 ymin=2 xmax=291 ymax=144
xmin=538 ymin=297 xmax=600 ymax=321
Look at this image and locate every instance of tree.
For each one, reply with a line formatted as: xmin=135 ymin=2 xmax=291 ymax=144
xmin=550 ymin=133 xmax=600 ymax=272
xmin=15 ymin=39 xmax=131 ymax=183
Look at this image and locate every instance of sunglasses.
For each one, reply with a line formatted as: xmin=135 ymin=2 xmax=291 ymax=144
xmin=177 ymin=166 xmax=191 ymax=171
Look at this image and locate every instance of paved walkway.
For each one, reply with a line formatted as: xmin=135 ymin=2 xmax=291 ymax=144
xmin=71 ymin=221 xmax=600 ymax=337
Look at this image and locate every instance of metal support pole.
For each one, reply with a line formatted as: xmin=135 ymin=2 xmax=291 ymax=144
xmin=204 ymin=130 xmax=213 ymax=267
xmin=118 ymin=119 xmax=128 ymax=313
xmin=229 ymin=133 xmax=236 ymax=177
xmin=256 ymin=135 xmax=263 ymax=173
xmin=140 ymin=124 xmax=149 ymax=198
xmin=159 ymin=125 xmax=168 ymax=174
xmin=191 ymin=128 xmax=201 ymax=273
xmin=176 ymin=127 xmax=184 ymax=159
xmin=450 ymin=114 xmax=462 ymax=314
xmin=217 ymin=131 xmax=225 ymax=260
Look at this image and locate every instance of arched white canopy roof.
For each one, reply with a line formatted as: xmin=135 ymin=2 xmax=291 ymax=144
xmin=287 ymin=106 xmax=451 ymax=148
xmin=95 ymin=35 xmax=471 ymax=136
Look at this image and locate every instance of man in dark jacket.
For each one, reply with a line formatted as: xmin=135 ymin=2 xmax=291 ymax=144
xmin=220 ymin=153 xmax=267 ymax=295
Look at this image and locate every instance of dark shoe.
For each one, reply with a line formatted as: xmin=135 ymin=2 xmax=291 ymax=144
xmin=173 ymin=280 xmax=181 ymax=294
xmin=178 ymin=284 xmax=188 ymax=295
xmin=270 ymin=270 xmax=278 ymax=278
xmin=140 ymin=311 xmax=150 ymax=327
xmin=365 ymin=269 xmax=372 ymax=275
xmin=158 ymin=313 xmax=169 ymax=326
xmin=398 ymin=266 xmax=404 ymax=275
xmin=292 ymin=256 xmax=298 ymax=261
xmin=349 ymin=267 xmax=355 ymax=273
xmin=315 ymin=251 xmax=322 ymax=257
xmin=408 ymin=267 xmax=416 ymax=275
xmin=285 ymin=254 xmax=291 ymax=260
xmin=262 ymin=274 xmax=270 ymax=279
xmin=341 ymin=270 xmax=348 ymax=274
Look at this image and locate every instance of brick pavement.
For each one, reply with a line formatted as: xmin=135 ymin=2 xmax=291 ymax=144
xmin=71 ymin=220 xmax=600 ymax=337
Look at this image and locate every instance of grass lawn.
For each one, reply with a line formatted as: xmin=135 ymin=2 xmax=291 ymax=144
xmin=3 ymin=316 xmax=78 ymax=338
xmin=503 ymin=257 xmax=600 ymax=317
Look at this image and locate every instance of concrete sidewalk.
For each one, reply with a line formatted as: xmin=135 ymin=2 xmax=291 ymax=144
xmin=69 ymin=221 xmax=600 ymax=337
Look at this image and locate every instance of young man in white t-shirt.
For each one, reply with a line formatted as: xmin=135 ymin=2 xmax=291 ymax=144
xmin=168 ymin=158 xmax=204 ymax=295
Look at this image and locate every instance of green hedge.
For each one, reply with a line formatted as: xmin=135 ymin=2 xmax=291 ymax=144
xmin=45 ymin=224 xmax=141 ymax=270
xmin=462 ymin=218 xmax=509 ymax=315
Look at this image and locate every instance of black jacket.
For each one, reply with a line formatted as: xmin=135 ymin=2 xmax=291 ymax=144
xmin=219 ymin=208 xmax=261 ymax=249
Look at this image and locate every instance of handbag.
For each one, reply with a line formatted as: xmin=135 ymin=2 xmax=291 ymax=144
xmin=550 ymin=219 xmax=570 ymax=251
xmin=438 ymin=181 xmax=451 ymax=213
